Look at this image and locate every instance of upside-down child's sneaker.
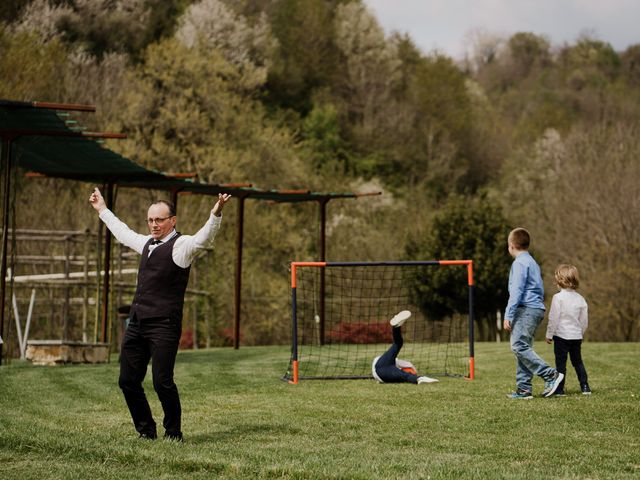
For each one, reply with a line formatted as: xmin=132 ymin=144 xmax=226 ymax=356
xmin=507 ymin=389 xmax=533 ymax=399
xmin=581 ymin=383 xmax=592 ymax=395
xmin=390 ymin=310 xmax=411 ymax=327
xmin=542 ymin=372 xmax=565 ymax=397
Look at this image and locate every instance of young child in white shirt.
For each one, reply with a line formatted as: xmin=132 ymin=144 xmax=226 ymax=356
xmin=545 ymin=264 xmax=591 ymax=395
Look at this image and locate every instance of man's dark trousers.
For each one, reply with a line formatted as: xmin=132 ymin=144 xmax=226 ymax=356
xmin=119 ymin=315 xmax=182 ymax=437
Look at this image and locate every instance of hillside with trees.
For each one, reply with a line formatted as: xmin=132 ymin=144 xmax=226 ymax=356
xmin=1 ymin=0 xmax=638 ymax=343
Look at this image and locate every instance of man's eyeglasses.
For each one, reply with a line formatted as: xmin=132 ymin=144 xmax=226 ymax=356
xmin=147 ymin=216 xmax=174 ymax=225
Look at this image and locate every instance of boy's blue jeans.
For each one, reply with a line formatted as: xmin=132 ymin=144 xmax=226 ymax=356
xmin=510 ymin=306 xmax=556 ymax=393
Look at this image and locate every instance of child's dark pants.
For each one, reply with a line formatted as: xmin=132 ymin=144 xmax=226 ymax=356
xmin=553 ymin=335 xmax=588 ymax=391
xmin=374 ymin=327 xmax=418 ymax=384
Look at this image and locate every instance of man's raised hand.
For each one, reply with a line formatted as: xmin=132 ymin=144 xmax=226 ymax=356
xmin=212 ymin=193 xmax=231 ymax=217
xmin=89 ymin=187 xmax=107 ymax=213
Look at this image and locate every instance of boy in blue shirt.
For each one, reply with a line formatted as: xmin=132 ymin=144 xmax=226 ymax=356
xmin=504 ymin=228 xmax=564 ymax=399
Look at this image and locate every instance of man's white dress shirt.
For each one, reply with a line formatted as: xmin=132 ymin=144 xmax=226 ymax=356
xmin=99 ymin=209 xmax=222 ymax=268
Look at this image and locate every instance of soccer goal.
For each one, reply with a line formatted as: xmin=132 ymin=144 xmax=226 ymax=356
xmin=284 ymin=261 xmax=475 ymax=383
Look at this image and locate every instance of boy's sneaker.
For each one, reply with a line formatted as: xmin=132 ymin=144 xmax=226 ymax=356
xmin=507 ymin=389 xmax=533 ymax=399
xmin=542 ymin=372 xmax=565 ymax=397
xmin=552 ymin=389 xmax=566 ymax=397
xmin=581 ymin=384 xmax=592 ymax=395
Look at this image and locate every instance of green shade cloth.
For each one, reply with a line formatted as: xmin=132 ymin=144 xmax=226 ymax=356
xmin=1 ymin=100 xmax=375 ymax=202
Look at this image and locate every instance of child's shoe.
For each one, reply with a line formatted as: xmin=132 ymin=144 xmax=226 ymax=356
xmin=581 ymin=383 xmax=592 ymax=395
xmin=390 ymin=310 xmax=411 ymax=327
xmin=507 ymin=389 xmax=533 ymax=399
xmin=417 ymin=376 xmax=439 ymax=384
xmin=543 ymin=372 xmax=565 ymax=397
xmin=552 ymin=389 xmax=566 ymax=397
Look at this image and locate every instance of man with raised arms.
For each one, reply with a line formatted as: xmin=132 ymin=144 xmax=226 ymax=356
xmin=89 ymin=188 xmax=231 ymax=441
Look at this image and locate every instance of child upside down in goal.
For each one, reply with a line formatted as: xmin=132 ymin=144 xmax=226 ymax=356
xmin=372 ymin=310 xmax=439 ymax=385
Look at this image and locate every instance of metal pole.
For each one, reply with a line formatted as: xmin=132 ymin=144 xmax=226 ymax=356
xmin=94 ymin=217 xmax=103 ymax=341
xmin=192 ymin=262 xmax=198 ymax=349
xmin=291 ymin=264 xmax=299 ymax=384
xmin=0 ymin=138 xmax=13 ymax=365
xmin=171 ymin=189 xmax=179 ymax=213
xmin=100 ymin=182 xmax=114 ymax=343
xmin=82 ymin=229 xmax=90 ymax=343
xmin=318 ymin=199 xmax=328 ymax=345
xmin=233 ymin=196 xmax=245 ymax=349
xmin=467 ymin=262 xmax=475 ymax=380
xmin=62 ymin=235 xmax=71 ymax=340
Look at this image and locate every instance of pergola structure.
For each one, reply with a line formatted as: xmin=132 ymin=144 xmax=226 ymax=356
xmin=0 ymin=99 xmax=380 ymax=364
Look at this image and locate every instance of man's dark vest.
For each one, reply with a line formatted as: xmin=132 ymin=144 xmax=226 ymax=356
xmin=130 ymin=233 xmax=191 ymax=321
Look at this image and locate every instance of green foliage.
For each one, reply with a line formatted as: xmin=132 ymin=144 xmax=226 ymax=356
xmin=0 ymin=0 xmax=32 ymax=23
xmin=495 ymin=124 xmax=640 ymax=341
xmin=0 ymin=27 xmax=68 ymax=100
xmin=506 ymin=32 xmax=551 ymax=79
xmin=301 ymin=102 xmax=350 ymax=176
xmin=143 ymin=0 xmax=194 ymax=47
xmin=621 ymin=43 xmax=640 ymax=86
xmin=55 ymin=0 xmax=193 ymax=59
xmin=116 ymin=36 xmax=309 ymax=186
xmin=1 ymin=5 xmax=639 ymax=343
xmin=266 ymin=0 xmax=342 ymax=113
xmin=406 ymin=54 xmax=476 ymax=191
xmin=406 ymin=194 xmax=511 ymax=335
xmin=559 ymin=36 xmax=621 ymax=85
xmin=110 ymin=35 xmax=321 ymax=345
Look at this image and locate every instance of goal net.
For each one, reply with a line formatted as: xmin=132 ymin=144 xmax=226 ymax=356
xmin=284 ymin=261 xmax=475 ymax=383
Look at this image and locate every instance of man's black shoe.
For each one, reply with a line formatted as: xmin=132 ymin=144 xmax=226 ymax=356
xmin=139 ymin=432 xmax=157 ymax=440
xmin=164 ymin=432 xmax=184 ymax=442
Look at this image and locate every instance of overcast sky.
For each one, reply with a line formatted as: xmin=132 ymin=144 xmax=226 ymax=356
xmin=363 ymin=0 xmax=639 ymax=59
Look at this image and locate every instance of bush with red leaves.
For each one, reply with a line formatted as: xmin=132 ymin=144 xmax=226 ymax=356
xmin=326 ymin=321 xmax=391 ymax=344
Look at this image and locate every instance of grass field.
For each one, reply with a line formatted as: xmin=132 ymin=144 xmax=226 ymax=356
xmin=1 ymin=342 xmax=638 ymax=479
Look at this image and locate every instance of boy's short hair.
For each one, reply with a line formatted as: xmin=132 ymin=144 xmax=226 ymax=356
xmin=508 ymin=228 xmax=530 ymax=250
xmin=555 ymin=264 xmax=580 ymax=289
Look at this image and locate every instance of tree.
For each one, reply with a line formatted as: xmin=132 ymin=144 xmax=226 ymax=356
xmin=621 ymin=43 xmax=640 ymax=86
xmin=405 ymin=193 xmax=512 ymax=340
xmin=301 ymin=102 xmax=351 ymax=177
xmin=14 ymin=0 xmax=192 ymax=59
xmin=462 ymin=28 xmax=504 ymax=75
xmin=333 ymin=1 xmax=401 ymax=144
xmin=9 ymin=0 xmax=70 ymax=43
xmin=505 ymin=32 xmax=551 ymax=81
xmin=114 ymin=35 xmax=310 ymax=186
xmin=559 ymin=35 xmax=621 ymax=85
xmin=175 ymin=0 xmax=276 ymax=90
xmin=496 ymin=125 xmax=640 ymax=341
xmin=0 ymin=27 xmax=68 ymax=100
xmin=55 ymin=0 xmax=152 ymax=57
xmin=406 ymin=55 xmax=475 ymax=190
xmin=266 ymin=0 xmax=342 ymax=113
